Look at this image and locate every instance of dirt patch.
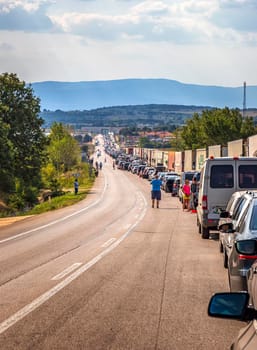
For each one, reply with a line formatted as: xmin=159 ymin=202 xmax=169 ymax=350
xmin=0 ymin=216 xmax=33 ymax=228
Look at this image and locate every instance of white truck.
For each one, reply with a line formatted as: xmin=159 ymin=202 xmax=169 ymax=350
xmin=197 ymin=156 xmax=257 ymax=239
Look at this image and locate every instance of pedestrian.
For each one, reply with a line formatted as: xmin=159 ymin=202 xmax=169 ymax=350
xmin=190 ymin=177 xmax=198 ymax=211
xmin=151 ymin=174 xmax=162 ymax=208
xmin=74 ymin=178 xmax=79 ymax=194
xmin=113 ymin=161 xmax=116 ymax=170
xmin=94 ymin=167 xmax=99 ymax=177
xmin=182 ymin=179 xmax=191 ymax=211
xmin=99 ymin=161 xmax=103 ymax=170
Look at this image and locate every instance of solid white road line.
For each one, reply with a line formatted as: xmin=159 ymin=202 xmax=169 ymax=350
xmin=0 ymin=192 xmax=147 ymax=335
xmin=51 ymin=263 xmax=83 ymax=281
xmin=0 ymin=173 xmax=108 ymax=244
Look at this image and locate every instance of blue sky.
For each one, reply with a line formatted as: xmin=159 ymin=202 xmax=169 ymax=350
xmin=0 ymin=0 xmax=257 ymax=86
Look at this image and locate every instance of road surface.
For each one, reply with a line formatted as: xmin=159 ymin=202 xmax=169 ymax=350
xmin=0 ymin=148 xmax=244 ymax=349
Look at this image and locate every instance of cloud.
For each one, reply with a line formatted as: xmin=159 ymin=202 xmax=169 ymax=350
xmin=47 ymin=0 xmax=257 ymax=46
xmin=0 ymin=0 xmax=54 ymax=31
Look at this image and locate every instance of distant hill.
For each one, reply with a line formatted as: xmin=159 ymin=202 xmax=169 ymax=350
xmin=31 ymin=78 xmax=257 ymax=111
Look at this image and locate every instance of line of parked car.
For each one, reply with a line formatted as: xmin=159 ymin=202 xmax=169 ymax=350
xmin=114 ymin=153 xmax=183 ymax=194
xmin=200 ymin=158 xmax=257 ymax=349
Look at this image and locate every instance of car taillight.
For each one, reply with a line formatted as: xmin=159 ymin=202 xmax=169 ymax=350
xmin=239 ymin=255 xmax=257 ymax=260
xmin=202 ymin=195 xmax=208 ymax=210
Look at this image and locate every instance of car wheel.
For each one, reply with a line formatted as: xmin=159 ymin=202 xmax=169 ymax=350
xmin=223 ymin=251 xmax=228 ymax=268
xmin=201 ymin=226 xmax=209 ymax=239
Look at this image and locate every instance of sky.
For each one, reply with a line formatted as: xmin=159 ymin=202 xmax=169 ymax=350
xmin=0 ymin=0 xmax=257 ymax=87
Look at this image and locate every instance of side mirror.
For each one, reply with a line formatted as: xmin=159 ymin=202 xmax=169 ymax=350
xmin=235 ymin=239 xmax=257 ymax=256
xmin=208 ymin=292 xmax=252 ymax=320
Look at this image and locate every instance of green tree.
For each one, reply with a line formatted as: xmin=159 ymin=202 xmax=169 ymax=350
xmin=181 ymin=113 xmax=205 ymax=149
xmin=180 ymin=107 xmax=256 ymax=149
xmin=47 ymin=122 xmax=81 ymax=172
xmin=0 ymin=118 xmax=14 ymax=192
xmin=0 ymin=73 xmax=46 ymax=186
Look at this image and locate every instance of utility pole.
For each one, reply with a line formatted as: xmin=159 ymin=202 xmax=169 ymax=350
xmin=243 ymin=81 xmax=246 ymax=118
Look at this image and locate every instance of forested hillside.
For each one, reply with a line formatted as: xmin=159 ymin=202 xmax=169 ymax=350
xmin=41 ymin=104 xmax=213 ymax=128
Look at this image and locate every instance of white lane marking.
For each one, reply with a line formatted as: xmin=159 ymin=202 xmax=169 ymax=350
xmin=101 ymin=238 xmax=116 ymax=248
xmin=0 ymin=174 xmax=108 ymax=244
xmin=0 ymin=192 xmax=147 ymax=335
xmin=51 ymin=263 xmax=83 ymax=281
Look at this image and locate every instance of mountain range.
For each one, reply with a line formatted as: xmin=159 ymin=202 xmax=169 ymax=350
xmin=31 ymin=78 xmax=257 ymax=111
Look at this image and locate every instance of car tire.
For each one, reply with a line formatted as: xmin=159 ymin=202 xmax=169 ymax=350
xmin=197 ymin=217 xmax=201 ymax=234
xmin=201 ymin=226 xmax=209 ymax=239
xmin=223 ymin=251 xmax=228 ymax=268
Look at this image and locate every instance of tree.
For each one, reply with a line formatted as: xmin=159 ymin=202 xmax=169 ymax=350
xmin=0 ymin=73 xmax=46 ymax=188
xmin=180 ymin=107 xmax=256 ymax=149
xmin=0 ymin=118 xmax=14 ymax=192
xmin=181 ymin=113 xmax=205 ymax=149
xmin=47 ymin=122 xmax=81 ymax=172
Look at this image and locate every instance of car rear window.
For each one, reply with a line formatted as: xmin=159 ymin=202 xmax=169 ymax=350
xmin=239 ymin=165 xmax=257 ymax=188
xmin=210 ymin=165 xmax=234 ymax=188
xmin=185 ymin=173 xmax=195 ymax=181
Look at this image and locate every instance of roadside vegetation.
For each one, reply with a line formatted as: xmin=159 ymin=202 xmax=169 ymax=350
xmin=0 ymin=73 xmax=95 ymax=217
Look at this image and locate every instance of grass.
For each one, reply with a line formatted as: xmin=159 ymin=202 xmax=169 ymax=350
xmin=26 ymin=181 xmax=94 ymax=215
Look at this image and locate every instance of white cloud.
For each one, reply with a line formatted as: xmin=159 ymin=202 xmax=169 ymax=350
xmin=0 ymin=0 xmax=257 ymax=86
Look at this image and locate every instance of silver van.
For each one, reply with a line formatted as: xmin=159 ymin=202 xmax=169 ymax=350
xmin=197 ymin=157 xmax=257 ymax=239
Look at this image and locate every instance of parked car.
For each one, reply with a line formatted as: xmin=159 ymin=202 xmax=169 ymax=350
xmin=218 ymin=191 xmax=248 ymax=268
xmin=162 ymin=175 xmax=180 ymax=193
xmin=208 ymin=291 xmax=257 ymax=349
xmin=247 ymin=257 xmax=257 ymax=307
xmin=197 ymin=157 xmax=257 ymax=239
xmin=172 ymin=177 xmax=180 ymax=197
xmin=219 ymin=193 xmax=257 ymax=291
xmin=208 ymin=240 xmax=257 ymax=349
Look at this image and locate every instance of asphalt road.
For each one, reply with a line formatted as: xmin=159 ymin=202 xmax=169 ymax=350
xmin=0 ymin=148 xmax=244 ymax=349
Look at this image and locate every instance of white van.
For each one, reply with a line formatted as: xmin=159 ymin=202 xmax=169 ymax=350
xmin=197 ymin=157 xmax=257 ymax=239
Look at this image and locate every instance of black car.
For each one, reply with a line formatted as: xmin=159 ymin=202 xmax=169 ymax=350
xmin=172 ymin=178 xmax=180 ymax=197
xmin=162 ymin=176 xmax=179 ymax=193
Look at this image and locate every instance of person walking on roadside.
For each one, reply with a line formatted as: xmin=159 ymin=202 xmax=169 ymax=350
xmin=151 ymin=174 xmax=162 ymax=208
xmin=74 ymin=179 xmax=79 ymax=195
xmin=190 ymin=176 xmax=198 ymax=211
xmin=182 ymin=179 xmax=191 ymax=211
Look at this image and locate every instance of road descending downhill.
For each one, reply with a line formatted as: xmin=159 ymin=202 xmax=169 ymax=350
xmin=0 ymin=141 xmax=243 ymax=349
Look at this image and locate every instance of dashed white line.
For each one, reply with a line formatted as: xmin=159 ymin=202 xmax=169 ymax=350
xmin=101 ymin=238 xmax=116 ymax=248
xmin=51 ymin=263 xmax=83 ymax=280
